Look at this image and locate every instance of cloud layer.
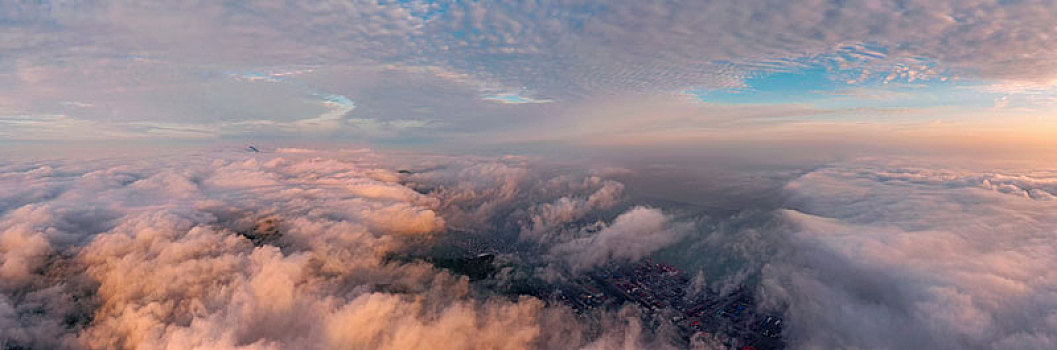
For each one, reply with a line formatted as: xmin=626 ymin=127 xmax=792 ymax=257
xmin=0 ymin=148 xmax=704 ymax=350
xmin=552 ymin=206 xmax=692 ymax=272
xmin=4 ymin=144 xmax=1057 ymax=349
xmin=761 ymin=162 xmax=1057 ymax=349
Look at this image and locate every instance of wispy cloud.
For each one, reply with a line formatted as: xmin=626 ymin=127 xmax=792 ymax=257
xmin=482 ymin=92 xmax=553 ymax=104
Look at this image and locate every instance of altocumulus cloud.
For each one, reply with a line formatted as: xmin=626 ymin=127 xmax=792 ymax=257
xmin=5 ymin=1 xmax=1057 ymax=142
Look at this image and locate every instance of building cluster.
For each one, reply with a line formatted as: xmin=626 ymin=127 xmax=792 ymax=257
xmin=549 ymin=260 xmax=785 ymax=350
xmin=427 ymin=238 xmax=785 ymax=349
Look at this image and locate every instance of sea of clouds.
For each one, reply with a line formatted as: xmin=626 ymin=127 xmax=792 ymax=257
xmin=1 ymin=148 xmax=1055 ymax=349
xmin=0 ymin=148 xmax=696 ymax=350
xmin=764 ymin=161 xmax=1057 ymax=349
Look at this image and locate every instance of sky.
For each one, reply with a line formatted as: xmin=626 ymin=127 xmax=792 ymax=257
xmin=1 ymin=0 xmax=1056 ymax=155
xmin=3 ymin=2 xmax=1057 ymax=350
